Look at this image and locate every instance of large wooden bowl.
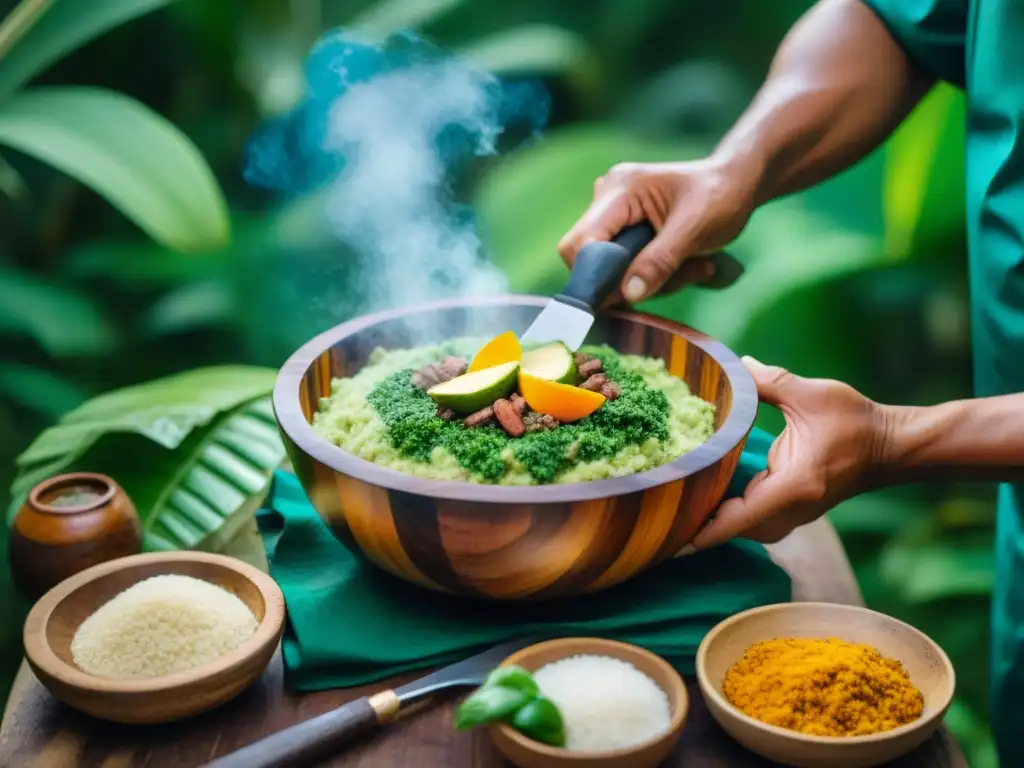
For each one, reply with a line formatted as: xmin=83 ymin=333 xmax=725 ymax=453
xmin=273 ymin=295 xmax=757 ymax=600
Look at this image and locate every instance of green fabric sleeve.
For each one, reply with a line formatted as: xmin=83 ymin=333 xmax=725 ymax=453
xmin=860 ymin=0 xmax=969 ymax=87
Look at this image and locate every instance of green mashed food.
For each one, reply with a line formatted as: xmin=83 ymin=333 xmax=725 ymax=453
xmin=312 ymin=339 xmax=716 ymax=485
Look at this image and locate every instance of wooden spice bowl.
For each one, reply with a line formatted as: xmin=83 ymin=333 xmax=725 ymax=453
xmin=488 ymin=637 xmax=688 ymax=768
xmin=23 ymin=550 xmax=286 ymax=725
xmin=695 ymin=602 xmax=955 ymax=768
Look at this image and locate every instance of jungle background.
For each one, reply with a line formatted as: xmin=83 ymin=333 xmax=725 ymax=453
xmin=0 ymin=0 xmax=989 ymax=764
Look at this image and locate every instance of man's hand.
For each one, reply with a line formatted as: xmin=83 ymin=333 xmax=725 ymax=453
xmin=556 ymin=159 xmax=756 ymax=304
xmin=692 ymin=357 xmax=890 ymax=548
xmin=555 ymin=0 xmax=933 ymax=307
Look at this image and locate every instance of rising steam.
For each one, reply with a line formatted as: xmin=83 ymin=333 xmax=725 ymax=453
xmin=244 ymin=30 xmax=549 ymax=337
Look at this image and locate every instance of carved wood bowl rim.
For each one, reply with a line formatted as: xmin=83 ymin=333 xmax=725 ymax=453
xmin=273 ymin=294 xmax=758 ymax=503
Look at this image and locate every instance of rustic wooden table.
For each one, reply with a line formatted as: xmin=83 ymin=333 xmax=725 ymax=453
xmin=0 ymin=518 xmax=967 ymax=768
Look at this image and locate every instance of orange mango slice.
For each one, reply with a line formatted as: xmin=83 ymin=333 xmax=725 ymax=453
xmin=519 ymin=372 xmax=606 ymax=423
xmin=468 ymin=331 xmax=522 ymax=373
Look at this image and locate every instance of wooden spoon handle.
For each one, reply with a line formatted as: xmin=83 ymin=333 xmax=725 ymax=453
xmin=204 ymin=691 xmax=399 ymax=768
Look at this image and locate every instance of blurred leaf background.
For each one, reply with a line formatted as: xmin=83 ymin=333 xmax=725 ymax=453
xmin=0 ymin=0 xmax=991 ymax=763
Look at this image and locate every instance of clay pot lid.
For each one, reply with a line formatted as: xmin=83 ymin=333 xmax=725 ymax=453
xmin=29 ymin=472 xmax=118 ymax=515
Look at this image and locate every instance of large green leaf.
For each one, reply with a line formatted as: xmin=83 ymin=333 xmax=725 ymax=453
xmin=0 ymin=150 xmax=26 ymax=199
xmin=675 ymin=199 xmax=881 ymax=345
xmin=0 ymin=86 xmax=229 ymax=251
xmin=0 ymin=363 xmax=89 ymax=417
xmin=945 ymin=699 xmax=999 ymax=768
xmin=137 ymin=397 xmax=286 ymax=552
xmin=0 ymin=0 xmax=180 ymax=97
xmin=215 ymin=515 xmax=269 ymax=572
xmin=879 ymin=536 xmax=994 ymax=604
xmin=68 ymin=238 xmax=229 ymax=286
xmin=827 ymin=491 xmax=931 ymax=536
xmin=457 ymin=25 xmax=588 ymax=75
xmin=12 ymin=366 xmax=277 ymax=486
xmin=475 ymin=124 xmax=705 ymax=295
xmin=145 ymin=279 xmax=236 ymax=336
xmin=7 ymin=367 xmax=284 ymax=553
xmin=347 ymin=0 xmax=467 ymax=38
xmin=882 ymin=83 xmax=966 ymax=259
xmin=0 ymin=266 xmax=116 ymax=356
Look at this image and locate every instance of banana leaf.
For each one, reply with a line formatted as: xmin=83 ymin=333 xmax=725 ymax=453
xmin=216 ymin=515 xmax=270 ymax=573
xmin=7 ymin=366 xmax=286 ymax=554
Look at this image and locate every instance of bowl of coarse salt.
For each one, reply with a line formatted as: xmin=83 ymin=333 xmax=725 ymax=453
xmin=487 ymin=637 xmax=688 ymax=768
xmin=23 ymin=550 xmax=286 ymax=724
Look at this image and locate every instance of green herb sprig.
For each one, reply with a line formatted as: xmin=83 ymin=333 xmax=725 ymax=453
xmin=454 ymin=665 xmax=566 ymax=748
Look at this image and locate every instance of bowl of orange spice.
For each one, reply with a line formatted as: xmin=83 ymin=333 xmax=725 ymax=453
xmin=696 ymin=602 xmax=955 ymax=768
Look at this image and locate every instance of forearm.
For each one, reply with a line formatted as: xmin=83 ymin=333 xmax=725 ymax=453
xmin=712 ymin=0 xmax=933 ymax=204
xmin=876 ymin=395 xmax=1024 ymax=486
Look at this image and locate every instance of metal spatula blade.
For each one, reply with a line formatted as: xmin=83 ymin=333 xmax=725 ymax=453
xmin=394 ymin=634 xmax=542 ymax=703
xmin=203 ymin=635 xmax=544 ymax=768
xmin=519 ymin=300 xmax=595 ymax=350
xmin=521 ymin=222 xmax=744 ymax=350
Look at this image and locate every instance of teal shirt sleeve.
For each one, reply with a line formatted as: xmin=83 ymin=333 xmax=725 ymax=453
xmin=860 ymin=0 xmax=968 ymax=88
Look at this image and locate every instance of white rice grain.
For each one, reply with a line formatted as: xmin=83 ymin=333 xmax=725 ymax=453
xmin=71 ymin=574 xmax=259 ymax=679
xmin=533 ymin=654 xmax=672 ymax=752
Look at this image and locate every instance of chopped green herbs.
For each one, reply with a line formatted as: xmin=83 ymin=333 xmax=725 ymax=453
xmin=367 ymin=346 xmax=672 ymax=483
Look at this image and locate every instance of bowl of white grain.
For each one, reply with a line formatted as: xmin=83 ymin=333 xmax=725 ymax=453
xmin=487 ymin=637 xmax=688 ymax=768
xmin=22 ymin=550 xmax=286 ymax=724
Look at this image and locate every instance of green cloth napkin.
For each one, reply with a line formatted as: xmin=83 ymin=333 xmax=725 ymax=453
xmin=258 ymin=427 xmax=784 ymax=692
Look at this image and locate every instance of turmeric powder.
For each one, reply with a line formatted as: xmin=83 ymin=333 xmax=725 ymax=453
xmin=722 ymin=637 xmax=924 ymax=737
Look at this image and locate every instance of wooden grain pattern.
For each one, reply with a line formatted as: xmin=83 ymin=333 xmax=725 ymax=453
xmin=0 ymin=519 xmax=967 ymax=768
xmin=21 ymin=551 xmax=286 ymax=726
xmin=273 ymin=296 xmax=759 ymax=600
xmin=8 ymin=473 xmax=142 ymax=600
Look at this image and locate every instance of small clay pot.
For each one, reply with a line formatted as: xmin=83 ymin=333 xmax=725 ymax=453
xmin=8 ymin=472 xmax=142 ymax=600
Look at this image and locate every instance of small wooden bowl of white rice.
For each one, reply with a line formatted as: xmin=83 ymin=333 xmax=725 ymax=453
xmin=23 ymin=551 xmax=286 ymax=724
xmin=488 ymin=637 xmax=688 ymax=768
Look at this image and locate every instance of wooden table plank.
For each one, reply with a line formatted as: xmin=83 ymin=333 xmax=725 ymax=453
xmin=0 ymin=518 xmax=967 ymax=768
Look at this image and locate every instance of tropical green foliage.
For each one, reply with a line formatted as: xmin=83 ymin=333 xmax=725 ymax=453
xmin=0 ymin=0 xmax=229 ymax=247
xmin=7 ymin=366 xmax=283 ymax=552
xmin=0 ymin=0 xmax=992 ymax=764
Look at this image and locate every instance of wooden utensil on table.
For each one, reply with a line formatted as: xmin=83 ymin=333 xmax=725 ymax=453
xmin=9 ymin=472 xmax=141 ymax=599
xmin=520 ymin=221 xmax=743 ymax=349
xmin=203 ymin=636 xmax=541 ymax=768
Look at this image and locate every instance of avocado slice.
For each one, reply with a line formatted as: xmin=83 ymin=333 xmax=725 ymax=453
xmin=520 ymin=343 xmax=577 ymax=384
xmin=427 ymin=361 xmax=520 ymax=415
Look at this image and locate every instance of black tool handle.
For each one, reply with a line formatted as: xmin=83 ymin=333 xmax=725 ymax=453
xmin=203 ymin=695 xmax=383 ymax=768
xmin=557 ymin=222 xmax=744 ymax=312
